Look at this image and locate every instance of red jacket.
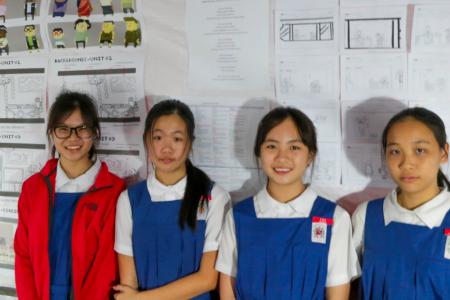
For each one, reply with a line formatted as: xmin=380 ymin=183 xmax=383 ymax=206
xmin=14 ymin=159 xmax=126 ymax=300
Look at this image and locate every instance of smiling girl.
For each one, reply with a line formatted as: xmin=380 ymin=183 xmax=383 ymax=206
xmin=14 ymin=91 xmax=126 ymax=300
xmin=113 ymin=99 xmax=230 ymax=300
xmin=352 ymin=107 xmax=450 ymax=299
xmin=216 ymin=106 xmax=359 ymax=300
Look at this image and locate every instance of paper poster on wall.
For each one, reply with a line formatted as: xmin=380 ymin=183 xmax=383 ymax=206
xmin=276 ymin=0 xmax=338 ymax=10
xmin=276 ymin=55 xmax=339 ymax=101
xmin=0 ymin=0 xmax=48 ymax=56
xmin=408 ymin=54 xmax=450 ymax=101
xmin=0 ymin=56 xmax=47 ymax=145
xmin=275 ymin=8 xmax=338 ymax=54
xmin=48 ymin=51 xmax=147 ymax=181
xmin=340 ymin=5 xmax=407 ymax=53
xmin=340 ymin=53 xmax=407 ymax=101
xmin=172 ymin=96 xmax=271 ymax=200
xmin=412 ymin=5 xmax=450 ymax=53
xmin=186 ymin=0 xmax=271 ymax=91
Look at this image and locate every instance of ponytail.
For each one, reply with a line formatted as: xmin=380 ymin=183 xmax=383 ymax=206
xmin=438 ymin=169 xmax=450 ymax=191
xmin=179 ymin=159 xmax=211 ymax=229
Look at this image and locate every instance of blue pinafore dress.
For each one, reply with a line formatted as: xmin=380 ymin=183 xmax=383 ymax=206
xmin=233 ymin=196 xmax=336 ymax=300
xmin=128 ymin=180 xmax=212 ymax=299
xmin=49 ymin=192 xmax=83 ymax=300
xmin=361 ymin=198 xmax=450 ymax=299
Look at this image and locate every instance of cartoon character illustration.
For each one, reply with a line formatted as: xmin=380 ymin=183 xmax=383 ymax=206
xmin=0 ymin=25 xmax=8 ymax=55
xmin=52 ymin=27 xmax=65 ymax=48
xmin=99 ymin=21 xmax=115 ymax=48
xmin=52 ymin=0 xmax=68 ymax=17
xmin=24 ymin=0 xmax=36 ymax=21
xmin=77 ymin=0 xmax=92 ymax=17
xmin=124 ymin=17 xmax=141 ymax=47
xmin=100 ymin=0 xmax=113 ymax=16
xmin=24 ymin=24 xmax=39 ymax=52
xmin=74 ymin=18 xmax=91 ymax=48
xmin=121 ymin=0 xmax=134 ymax=13
xmin=0 ymin=0 xmax=6 ymax=23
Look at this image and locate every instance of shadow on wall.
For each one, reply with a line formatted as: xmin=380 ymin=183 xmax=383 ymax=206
xmin=229 ymin=98 xmax=278 ymax=203
xmin=337 ymin=97 xmax=407 ymax=214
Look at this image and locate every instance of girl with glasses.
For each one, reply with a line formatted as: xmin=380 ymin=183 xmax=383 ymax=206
xmin=14 ymin=91 xmax=126 ymax=300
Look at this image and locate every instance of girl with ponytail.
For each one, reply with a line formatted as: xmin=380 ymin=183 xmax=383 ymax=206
xmin=352 ymin=107 xmax=450 ymax=299
xmin=114 ymin=99 xmax=230 ymax=299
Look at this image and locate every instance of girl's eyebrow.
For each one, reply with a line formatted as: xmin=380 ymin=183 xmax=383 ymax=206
xmin=387 ymin=140 xmax=431 ymax=146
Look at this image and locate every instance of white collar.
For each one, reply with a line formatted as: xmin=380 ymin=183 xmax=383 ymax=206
xmin=383 ymin=188 xmax=450 ymax=229
xmin=254 ymin=185 xmax=318 ymax=217
xmin=55 ymin=159 xmax=100 ymax=193
xmin=146 ymin=171 xmax=187 ymax=201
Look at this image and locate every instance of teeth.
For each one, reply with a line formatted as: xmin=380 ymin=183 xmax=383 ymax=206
xmin=66 ymin=146 xmax=81 ymax=150
xmin=274 ymin=168 xmax=290 ymax=172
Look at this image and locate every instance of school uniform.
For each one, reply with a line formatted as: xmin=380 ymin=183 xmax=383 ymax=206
xmin=352 ymin=189 xmax=450 ymax=299
xmin=14 ymin=158 xmax=126 ymax=300
xmin=216 ymin=186 xmax=360 ymax=300
xmin=115 ymin=172 xmax=230 ymax=299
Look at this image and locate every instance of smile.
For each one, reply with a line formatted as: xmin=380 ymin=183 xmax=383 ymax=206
xmin=273 ymin=167 xmax=291 ymax=174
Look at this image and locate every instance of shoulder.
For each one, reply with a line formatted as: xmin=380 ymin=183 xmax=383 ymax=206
xmin=98 ymin=162 xmax=126 ymax=190
xmin=211 ymin=183 xmax=230 ymax=202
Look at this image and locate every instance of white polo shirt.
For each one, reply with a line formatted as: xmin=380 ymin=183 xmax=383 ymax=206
xmin=55 ymin=159 xmax=100 ymax=193
xmin=352 ymin=188 xmax=450 ymax=260
xmin=114 ymin=172 xmax=231 ymax=256
xmin=215 ymin=186 xmax=361 ymax=287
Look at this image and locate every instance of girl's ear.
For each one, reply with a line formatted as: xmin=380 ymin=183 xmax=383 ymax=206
xmin=441 ymin=143 xmax=449 ymax=163
xmin=307 ymin=151 xmax=316 ymax=167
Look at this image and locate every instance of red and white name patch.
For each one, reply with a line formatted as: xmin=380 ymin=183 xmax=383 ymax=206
xmin=311 ymin=216 xmax=333 ymax=244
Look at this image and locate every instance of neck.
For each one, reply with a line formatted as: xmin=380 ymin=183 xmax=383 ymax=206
xmin=267 ymin=180 xmax=306 ymax=203
xmin=155 ymin=167 xmax=186 ymax=186
xmin=397 ymin=185 xmax=441 ymax=210
xmin=59 ymin=157 xmax=94 ymax=179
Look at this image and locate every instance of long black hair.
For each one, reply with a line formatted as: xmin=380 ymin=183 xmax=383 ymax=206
xmin=144 ymin=99 xmax=211 ymax=229
xmin=47 ymin=91 xmax=100 ymax=159
xmin=381 ymin=107 xmax=450 ymax=190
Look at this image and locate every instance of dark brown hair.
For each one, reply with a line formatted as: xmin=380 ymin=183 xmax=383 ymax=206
xmin=47 ymin=91 xmax=100 ymax=159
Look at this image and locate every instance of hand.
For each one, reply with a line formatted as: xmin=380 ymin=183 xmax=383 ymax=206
xmin=113 ymin=284 xmax=139 ymax=300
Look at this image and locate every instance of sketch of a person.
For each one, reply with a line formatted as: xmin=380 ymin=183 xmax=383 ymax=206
xmin=99 ymin=21 xmax=115 ymax=48
xmin=376 ymin=33 xmax=384 ymax=47
xmin=52 ymin=0 xmax=68 ymax=17
xmin=424 ymin=25 xmax=433 ymax=45
xmin=52 ymin=27 xmax=65 ymax=48
xmin=24 ymin=25 xmax=39 ymax=52
xmin=0 ymin=25 xmax=8 ymax=56
xmin=100 ymin=0 xmax=113 ymax=15
xmin=24 ymin=0 xmax=36 ymax=21
xmin=121 ymin=0 xmax=134 ymax=13
xmin=0 ymin=0 xmax=6 ymax=23
xmin=74 ymin=18 xmax=91 ymax=48
xmin=124 ymin=17 xmax=141 ymax=47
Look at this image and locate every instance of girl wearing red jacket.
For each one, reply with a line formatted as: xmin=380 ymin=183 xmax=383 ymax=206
xmin=14 ymin=91 xmax=126 ymax=300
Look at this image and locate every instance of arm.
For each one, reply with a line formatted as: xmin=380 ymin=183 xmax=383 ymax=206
xmin=219 ymin=273 xmax=236 ymax=300
xmin=118 ymin=253 xmax=138 ymax=288
xmin=326 ymin=283 xmax=350 ymax=300
xmin=14 ymin=182 xmax=39 ymax=300
xmin=114 ymin=251 xmax=219 ymax=300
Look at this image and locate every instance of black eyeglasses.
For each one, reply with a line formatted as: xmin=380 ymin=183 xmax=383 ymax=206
xmin=53 ymin=125 xmax=93 ymax=139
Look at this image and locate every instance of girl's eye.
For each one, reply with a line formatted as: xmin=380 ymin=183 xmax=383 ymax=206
xmin=416 ymin=148 xmax=426 ymax=155
xmin=174 ymin=136 xmax=184 ymax=142
xmin=290 ymin=145 xmax=301 ymax=151
xmin=388 ymin=148 xmax=400 ymax=156
xmin=152 ymin=135 xmax=161 ymax=141
xmin=265 ymin=144 xmax=276 ymax=149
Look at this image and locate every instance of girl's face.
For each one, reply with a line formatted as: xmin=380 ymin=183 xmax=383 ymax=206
xmin=385 ymin=118 xmax=448 ymax=201
xmin=259 ymin=118 xmax=313 ymax=194
xmin=51 ymin=108 xmax=94 ymax=168
xmin=147 ymin=114 xmax=190 ymax=183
